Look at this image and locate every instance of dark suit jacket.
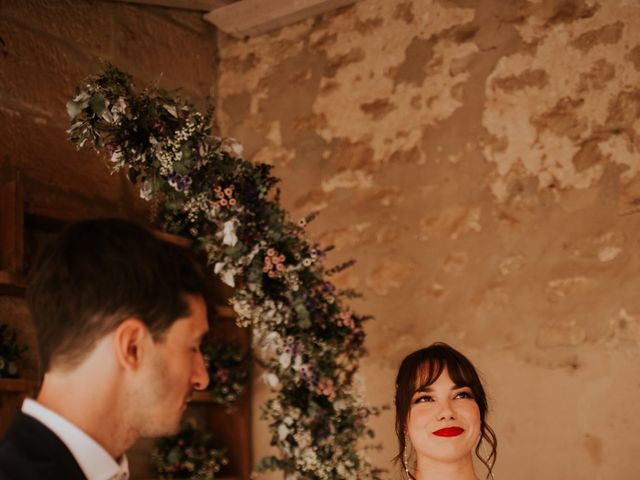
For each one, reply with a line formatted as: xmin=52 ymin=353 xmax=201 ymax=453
xmin=0 ymin=411 xmax=86 ymax=480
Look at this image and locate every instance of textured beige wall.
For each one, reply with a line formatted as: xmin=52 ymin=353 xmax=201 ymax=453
xmin=215 ymin=0 xmax=640 ymax=478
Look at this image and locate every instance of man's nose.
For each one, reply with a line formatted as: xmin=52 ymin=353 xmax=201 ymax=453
xmin=192 ymin=351 xmax=210 ymax=390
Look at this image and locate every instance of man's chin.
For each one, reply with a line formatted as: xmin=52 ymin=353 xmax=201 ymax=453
xmin=145 ymin=419 xmax=182 ymax=438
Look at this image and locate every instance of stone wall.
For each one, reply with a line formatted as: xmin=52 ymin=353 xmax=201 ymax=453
xmin=0 ymin=0 xmax=216 ymax=218
xmin=215 ymin=0 xmax=640 ymax=478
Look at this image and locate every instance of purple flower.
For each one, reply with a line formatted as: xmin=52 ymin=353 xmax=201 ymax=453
xmin=168 ymin=173 xmax=193 ymax=192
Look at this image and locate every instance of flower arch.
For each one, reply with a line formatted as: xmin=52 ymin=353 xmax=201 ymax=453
xmin=67 ymin=66 xmax=383 ymax=479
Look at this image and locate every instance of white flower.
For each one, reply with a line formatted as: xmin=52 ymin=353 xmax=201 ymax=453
xmin=293 ymin=354 xmax=302 ymax=371
xmin=139 ymin=180 xmax=153 ymax=201
xmin=278 ymin=423 xmax=289 ymax=441
xmin=110 ymin=150 xmax=123 ymax=164
xmin=214 ymin=262 xmax=236 ymax=287
xmin=222 ymin=220 xmax=238 ymax=246
xmin=220 ymin=269 xmax=235 ymax=287
xmin=231 ymin=140 xmax=243 ymax=157
xmin=263 ymin=372 xmax=279 ymax=387
xmin=278 ymin=352 xmax=291 ymax=369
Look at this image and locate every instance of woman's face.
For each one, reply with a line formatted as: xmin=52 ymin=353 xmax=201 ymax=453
xmin=406 ymin=367 xmax=481 ymax=466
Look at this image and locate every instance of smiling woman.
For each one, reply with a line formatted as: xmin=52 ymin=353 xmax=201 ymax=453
xmin=395 ymin=343 xmax=497 ymax=480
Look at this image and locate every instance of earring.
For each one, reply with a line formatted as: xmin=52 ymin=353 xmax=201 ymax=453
xmin=403 ymin=434 xmax=412 ymax=479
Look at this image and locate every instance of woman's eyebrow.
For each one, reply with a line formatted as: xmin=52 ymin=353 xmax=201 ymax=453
xmin=414 ymin=385 xmax=434 ymax=393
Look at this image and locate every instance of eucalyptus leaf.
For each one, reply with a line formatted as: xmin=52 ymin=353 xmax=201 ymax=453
xmin=163 ymin=104 xmax=178 ymax=117
xmin=294 ymin=302 xmax=311 ymax=330
xmin=89 ymin=94 xmax=106 ymax=116
xmin=223 ymin=242 xmax=245 ymax=259
xmin=66 ymin=100 xmax=87 ymax=119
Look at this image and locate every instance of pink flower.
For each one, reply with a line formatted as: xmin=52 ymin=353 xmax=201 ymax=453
xmin=276 ymin=263 xmax=285 ymax=271
xmin=267 ymin=248 xmax=276 ymax=257
xmin=219 ymin=198 xmax=228 ymax=206
xmin=224 ymin=187 xmax=233 ymax=197
xmin=229 ymin=198 xmax=236 ymax=206
xmin=216 ymin=368 xmax=230 ymax=382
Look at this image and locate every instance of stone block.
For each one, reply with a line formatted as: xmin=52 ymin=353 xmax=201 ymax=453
xmin=0 ymin=0 xmax=114 ymax=57
xmin=113 ymin=4 xmax=216 ymax=100
xmin=0 ymin=19 xmax=99 ymax=116
xmin=0 ymin=109 xmax=147 ymax=219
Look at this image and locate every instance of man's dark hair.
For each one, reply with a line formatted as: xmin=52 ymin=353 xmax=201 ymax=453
xmin=26 ymin=218 xmax=207 ymax=372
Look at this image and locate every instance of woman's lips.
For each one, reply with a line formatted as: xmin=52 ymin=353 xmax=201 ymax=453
xmin=432 ymin=426 xmax=464 ymax=437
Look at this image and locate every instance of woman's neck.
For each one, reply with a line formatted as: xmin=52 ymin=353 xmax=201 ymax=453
xmin=414 ymin=455 xmax=479 ymax=480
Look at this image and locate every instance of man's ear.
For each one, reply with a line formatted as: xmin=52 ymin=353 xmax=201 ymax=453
xmin=114 ymin=318 xmax=150 ymax=370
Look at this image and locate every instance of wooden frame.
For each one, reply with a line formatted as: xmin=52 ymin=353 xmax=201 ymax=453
xmin=203 ymin=0 xmax=358 ymax=38
xmin=109 ymin=0 xmax=359 ymax=38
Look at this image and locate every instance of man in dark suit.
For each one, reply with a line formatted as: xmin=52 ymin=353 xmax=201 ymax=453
xmin=0 ymin=219 xmax=210 ymax=479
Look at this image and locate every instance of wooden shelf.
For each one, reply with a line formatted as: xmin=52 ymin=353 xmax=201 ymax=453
xmin=152 ymin=229 xmax=192 ymax=248
xmin=191 ymin=391 xmax=246 ymax=407
xmin=192 ymin=391 xmax=219 ymax=403
xmin=215 ymin=304 xmax=236 ymax=319
xmin=0 ymin=378 xmax=37 ymax=393
xmin=0 ymin=271 xmax=27 ymax=296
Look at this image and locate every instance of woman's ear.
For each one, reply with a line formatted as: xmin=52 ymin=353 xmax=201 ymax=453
xmin=113 ymin=318 xmax=149 ymax=370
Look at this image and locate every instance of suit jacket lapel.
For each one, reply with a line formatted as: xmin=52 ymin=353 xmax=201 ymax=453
xmin=4 ymin=412 xmax=87 ymax=480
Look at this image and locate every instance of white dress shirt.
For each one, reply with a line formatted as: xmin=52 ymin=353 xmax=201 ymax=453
xmin=22 ymin=398 xmax=129 ymax=480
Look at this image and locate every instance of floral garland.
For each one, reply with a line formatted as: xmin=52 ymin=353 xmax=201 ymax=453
xmin=0 ymin=324 xmax=27 ymax=379
xmin=67 ymin=65 xmax=383 ymax=479
xmin=202 ymin=342 xmax=249 ymax=405
xmin=152 ymin=417 xmax=228 ymax=479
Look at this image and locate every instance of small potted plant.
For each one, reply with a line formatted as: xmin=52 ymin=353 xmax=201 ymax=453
xmin=151 ymin=417 xmax=228 ymax=480
xmin=0 ymin=323 xmax=27 ymax=379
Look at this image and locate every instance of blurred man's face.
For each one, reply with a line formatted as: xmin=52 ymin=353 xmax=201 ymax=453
xmin=136 ymin=294 xmax=209 ymax=436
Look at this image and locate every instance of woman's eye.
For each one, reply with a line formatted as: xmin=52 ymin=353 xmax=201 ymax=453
xmin=455 ymin=391 xmax=473 ymax=399
xmin=413 ymin=395 xmax=433 ymax=404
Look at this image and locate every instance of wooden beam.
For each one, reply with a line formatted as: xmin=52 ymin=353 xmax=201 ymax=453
xmin=203 ymin=0 xmax=358 ymax=38
xmin=110 ymin=0 xmax=234 ymax=12
xmin=0 ymin=179 xmax=24 ymax=274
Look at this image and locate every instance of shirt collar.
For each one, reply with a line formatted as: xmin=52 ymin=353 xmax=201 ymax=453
xmin=22 ymin=398 xmax=129 ymax=480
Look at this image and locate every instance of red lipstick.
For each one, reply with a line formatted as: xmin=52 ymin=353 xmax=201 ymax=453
xmin=433 ymin=427 xmax=464 ymax=437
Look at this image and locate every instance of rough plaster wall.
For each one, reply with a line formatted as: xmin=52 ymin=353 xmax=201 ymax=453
xmin=215 ymin=0 xmax=640 ymax=478
xmin=0 ymin=1 xmax=216 ymax=475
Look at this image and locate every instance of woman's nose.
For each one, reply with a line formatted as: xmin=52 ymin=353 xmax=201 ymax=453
xmin=437 ymin=399 xmax=455 ymax=420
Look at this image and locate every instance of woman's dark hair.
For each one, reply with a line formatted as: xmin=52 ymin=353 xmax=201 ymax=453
xmin=394 ymin=342 xmax=497 ymax=479
xmin=26 ymin=218 xmax=208 ymax=372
